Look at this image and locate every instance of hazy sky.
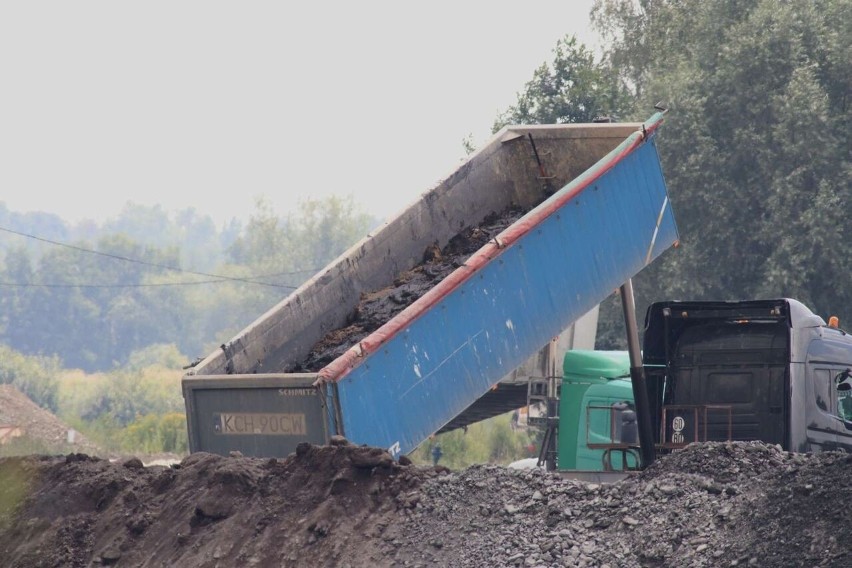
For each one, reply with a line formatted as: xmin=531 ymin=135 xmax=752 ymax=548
xmin=1 ymin=1 xmax=597 ymax=226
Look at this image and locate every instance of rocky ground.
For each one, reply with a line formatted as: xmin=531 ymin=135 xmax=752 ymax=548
xmin=0 ymin=441 xmax=849 ymax=567
xmin=389 ymin=442 xmax=852 ymax=567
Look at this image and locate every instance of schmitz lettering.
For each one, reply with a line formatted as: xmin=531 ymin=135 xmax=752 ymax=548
xmin=278 ymin=388 xmax=317 ymax=397
xmin=217 ymin=413 xmax=306 ymax=435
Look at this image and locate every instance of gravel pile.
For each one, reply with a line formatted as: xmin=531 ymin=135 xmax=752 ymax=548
xmin=386 ymin=442 xmax=852 ymax=568
xmin=1 ymin=441 xmax=850 ymax=567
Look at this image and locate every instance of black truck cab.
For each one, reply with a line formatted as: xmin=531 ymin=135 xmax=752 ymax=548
xmin=642 ymin=299 xmax=852 ymax=453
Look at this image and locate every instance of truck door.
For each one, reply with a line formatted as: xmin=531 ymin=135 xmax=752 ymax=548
xmin=807 ymin=368 xmax=838 ymax=451
xmin=812 ymin=367 xmax=852 ymax=452
xmin=836 ymin=374 xmax=852 ymax=451
xmin=805 ymin=331 xmax=852 ymax=452
xmin=665 ymin=321 xmax=787 ymax=446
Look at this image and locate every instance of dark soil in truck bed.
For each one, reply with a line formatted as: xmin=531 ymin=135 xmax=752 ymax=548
xmin=287 ymin=206 xmax=527 ymax=372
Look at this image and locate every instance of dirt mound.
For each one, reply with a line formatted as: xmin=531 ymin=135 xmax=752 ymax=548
xmin=289 ymin=207 xmax=526 ymax=372
xmin=0 ymin=385 xmax=99 ymax=455
xmin=1 ymin=441 xmax=849 ymax=567
xmin=0 ymin=439 xmax=440 ymax=567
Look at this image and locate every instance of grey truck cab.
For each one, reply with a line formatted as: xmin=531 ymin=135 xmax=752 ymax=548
xmin=642 ymin=299 xmax=852 ymax=453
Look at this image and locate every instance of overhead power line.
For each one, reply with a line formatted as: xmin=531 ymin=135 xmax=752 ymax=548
xmin=0 ymin=279 xmax=254 ymax=288
xmin=0 ymin=225 xmax=319 ymax=288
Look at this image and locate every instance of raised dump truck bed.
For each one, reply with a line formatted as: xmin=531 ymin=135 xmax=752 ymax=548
xmin=183 ymin=113 xmax=678 ymax=458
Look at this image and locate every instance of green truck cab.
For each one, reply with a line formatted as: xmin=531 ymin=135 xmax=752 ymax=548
xmin=558 ymin=350 xmax=639 ymax=471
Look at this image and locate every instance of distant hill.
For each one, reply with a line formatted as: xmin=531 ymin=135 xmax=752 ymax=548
xmin=0 ymin=384 xmax=100 ymax=455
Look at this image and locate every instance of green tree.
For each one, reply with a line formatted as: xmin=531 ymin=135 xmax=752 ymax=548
xmin=124 ymin=343 xmax=187 ymax=371
xmin=121 ymin=412 xmax=188 ymax=454
xmin=0 ymin=246 xmax=32 ymax=338
xmin=1 ymin=228 xmax=217 ymax=370
xmin=494 ymin=35 xmax=632 ymax=130
xmin=226 ymin=195 xmax=376 ymax=317
xmin=229 ymin=195 xmax=373 ymax=275
xmin=57 ymin=345 xmax=183 ymax=428
xmin=1 ymin=193 xmax=376 ymax=372
xmin=226 ymin=197 xmax=286 ymax=269
xmin=7 ymin=234 xmax=184 ymax=370
xmin=102 ymin=203 xmax=173 ymax=251
xmin=588 ymin=0 xmax=852 ymax=345
xmin=0 ymin=345 xmax=61 ymax=412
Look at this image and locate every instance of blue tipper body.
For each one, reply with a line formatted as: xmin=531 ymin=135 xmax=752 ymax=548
xmin=335 ymin=133 xmax=678 ymax=456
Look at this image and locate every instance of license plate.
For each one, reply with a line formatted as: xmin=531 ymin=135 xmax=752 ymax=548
xmin=216 ymin=413 xmax=306 ymax=435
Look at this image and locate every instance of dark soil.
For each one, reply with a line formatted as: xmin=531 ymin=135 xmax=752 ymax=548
xmin=288 ymin=206 xmax=526 ymax=372
xmin=0 ymin=440 xmax=441 ymax=568
xmin=1 ymin=441 xmax=850 ymax=567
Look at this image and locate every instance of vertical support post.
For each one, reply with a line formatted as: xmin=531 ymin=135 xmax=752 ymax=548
xmin=619 ymin=279 xmax=656 ymax=468
xmin=538 ymin=338 xmax=561 ymax=471
xmin=545 ymin=336 xmax=560 ymax=471
xmin=537 ymin=337 xmax=561 ymax=471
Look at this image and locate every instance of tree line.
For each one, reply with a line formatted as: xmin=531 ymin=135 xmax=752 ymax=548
xmin=0 ymin=196 xmax=374 ymax=372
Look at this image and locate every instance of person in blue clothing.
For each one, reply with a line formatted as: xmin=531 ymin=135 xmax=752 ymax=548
xmin=431 ymin=443 xmax=443 ymax=466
